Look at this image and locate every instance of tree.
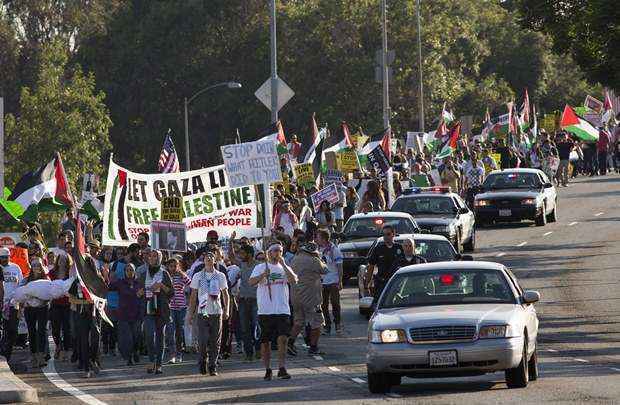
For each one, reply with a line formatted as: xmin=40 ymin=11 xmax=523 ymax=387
xmin=4 ymin=40 xmax=112 ymax=194
xmin=514 ymin=0 xmax=620 ymax=91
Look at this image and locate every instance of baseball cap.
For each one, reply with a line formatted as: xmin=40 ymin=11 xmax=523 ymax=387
xmin=207 ymin=230 xmax=218 ymax=240
xmin=0 ymin=247 xmax=10 ymax=257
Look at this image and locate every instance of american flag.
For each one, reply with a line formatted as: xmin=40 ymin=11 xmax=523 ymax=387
xmin=158 ymin=132 xmax=180 ymax=173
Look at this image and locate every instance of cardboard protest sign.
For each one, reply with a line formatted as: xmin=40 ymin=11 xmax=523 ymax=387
xmin=274 ymin=171 xmax=291 ymax=194
xmin=102 ymin=160 xmax=261 ymax=246
xmin=81 ymin=173 xmax=99 ymax=204
xmin=324 ymin=169 xmax=343 ymax=185
xmin=406 ymin=132 xmax=424 ymax=153
xmin=336 ymin=150 xmax=359 ymax=172
xmin=293 ymin=163 xmax=315 ymax=189
xmin=490 ymin=153 xmax=501 ymax=168
xmin=161 ymin=196 xmax=184 ymax=222
xmin=355 ymin=135 xmax=369 ymax=152
xmin=367 ymin=145 xmax=390 ymax=174
xmin=324 ymin=151 xmax=338 ymax=171
xmin=584 ymin=95 xmax=603 ymax=114
xmin=221 ymin=140 xmax=282 ymax=188
xmin=150 ymin=220 xmax=187 ymax=252
xmin=310 ymin=184 xmax=340 ymax=212
xmin=9 ymin=246 xmax=30 ymax=276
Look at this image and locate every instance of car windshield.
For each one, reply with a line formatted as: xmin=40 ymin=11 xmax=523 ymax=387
xmin=343 ymin=217 xmax=416 ymax=239
xmin=370 ymin=239 xmax=456 ymax=263
xmin=483 ymin=173 xmax=542 ymax=190
xmin=379 ymin=269 xmax=516 ymax=308
xmin=392 ymin=196 xmax=455 ymax=215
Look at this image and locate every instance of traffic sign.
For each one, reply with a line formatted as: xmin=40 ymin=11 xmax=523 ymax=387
xmin=255 ymin=78 xmax=294 ymax=112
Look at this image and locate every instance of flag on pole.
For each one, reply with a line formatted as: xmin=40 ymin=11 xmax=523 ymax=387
xmin=520 ymin=88 xmax=530 ymax=125
xmin=157 ymin=131 xmax=180 ymax=173
xmin=321 ymin=122 xmax=354 ymax=172
xmin=258 ymin=120 xmax=288 ymax=155
xmin=602 ymin=90 xmax=616 ymax=124
xmin=0 ymin=153 xmax=74 ymax=221
xmin=479 ymin=107 xmax=493 ymax=142
xmin=360 ymin=128 xmax=391 ymax=157
xmin=435 ymin=122 xmax=461 ymax=160
xmin=298 ymin=114 xmax=326 ymax=178
xmin=560 ymin=105 xmax=599 ymax=141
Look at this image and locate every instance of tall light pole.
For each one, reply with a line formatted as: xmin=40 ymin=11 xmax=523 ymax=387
xmin=270 ymin=0 xmax=278 ymax=124
xmin=0 ymin=97 xmax=4 ymax=194
xmin=183 ymin=81 xmax=242 ymax=171
xmin=416 ymin=0 xmax=425 ymax=132
xmin=381 ymin=0 xmax=390 ymax=130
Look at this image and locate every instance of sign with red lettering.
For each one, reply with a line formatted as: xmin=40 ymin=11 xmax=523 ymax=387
xmin=9 ymin=246 xmax=30 ymax=277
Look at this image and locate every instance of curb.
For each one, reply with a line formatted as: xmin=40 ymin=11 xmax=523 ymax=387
xmin=0 ymin=356 xmax=39 ymax=403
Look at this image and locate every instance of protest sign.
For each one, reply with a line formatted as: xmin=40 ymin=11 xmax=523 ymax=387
xmin=274 ymin=171 xmax=291 ymax=194
xmin=411 ymin=175 xmax=430 ymax=187
xmin=102 ymin=160 xmax=261 ymax=246
xmin=584 ymin=95 xmax=603 ymax=114
xmin=310 ymin=184 xmax=340 ymax=212
xmin=324 ymin=151 xmax=338 ymax=170
xmin=336 ymin=150 xmax=359 ymax=172
xmin=293 ymin=163 xmax=315 ymax=189
xmin=150 ymin=220 xmax=187 ymax=252
xmin=81 ymin=173 xmax=99 ymax=204
xmin=367 ymin=145 xmax=390 ymax=174
xmin=221 ymin=139 xmax=282 ymax=188
xmin=161 ymin=196 xmax=184 ymax=222
xmin=429 ymin=169 xmax=442 ymax=187
xmin=9 ymin=246 xmax=29 ymax=276
xmin=0 ymin=233 xmax=23 ymax=248
xmin=491 ymin=153 xmax=501 ymax=168
xmin=406 ymin=132 xmax=424 ymax=153
xmin=355 ymin=135 xmax=369 ymax=152
xmin=324 ymin=169 xmax=343 ymax=185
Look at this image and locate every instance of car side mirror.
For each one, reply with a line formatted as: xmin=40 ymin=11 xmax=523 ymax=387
xmin=543 ymin=183 xmax=553 ymax=188
xmin=457 ymin=254 xmax=474 ymax=261
xmin=522 ymin=290 xmax=540 ymax=304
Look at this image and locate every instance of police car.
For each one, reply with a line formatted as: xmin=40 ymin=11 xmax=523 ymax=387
xmin=390 ymin=187 xmax=476 ymax=253
xmin=474 ymin=169 xmax=558 ymax=227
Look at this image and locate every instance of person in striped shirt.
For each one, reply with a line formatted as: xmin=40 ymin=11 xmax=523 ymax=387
xmin=166 ymin=257 xmax=190 ymax=364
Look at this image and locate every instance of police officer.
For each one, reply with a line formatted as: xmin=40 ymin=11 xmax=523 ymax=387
xmin=391 ymin=237 xmax=427 ymax=271
xmin=364 ymin=225 xmax=403 ymax=306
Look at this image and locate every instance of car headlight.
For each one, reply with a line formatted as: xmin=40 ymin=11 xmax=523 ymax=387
xmin=474 ymin=200 xmax=490 ymax=207
xmin=432 ymin=225 xmax=455 ymax=235
xmin=479 ymin=325 xmax=519 ymax=339
xmin=342 ymin=251 xmax=359 ymax=258
xmin=521 ymin=198 xmax=537 ymax=205
xmin=370 ymin=329 xmax=407 ymax=343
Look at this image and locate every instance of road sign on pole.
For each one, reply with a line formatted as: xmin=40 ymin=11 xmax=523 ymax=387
xmin=255 ymin=77 xmax=295 ymax=113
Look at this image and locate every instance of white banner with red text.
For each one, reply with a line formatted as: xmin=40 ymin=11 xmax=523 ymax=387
xmin=102 ymin=160 xmax=261 ymax=246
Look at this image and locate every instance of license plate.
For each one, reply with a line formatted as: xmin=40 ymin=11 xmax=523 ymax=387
xmin=499 ymin=209 xmax=512 ymax=217
xmin=429 ymin=350 xmax=457 ymax=367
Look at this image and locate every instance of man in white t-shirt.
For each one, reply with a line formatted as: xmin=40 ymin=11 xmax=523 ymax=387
xmin=187 ymin=251 xmax=229 ymax=376
xmin=316 ymin=229 xmax=344 ymax=335
xmin=249 ymin=243 xmax=298 ymax=381
xmin=0 ymin=247 xmax=24 ymax=361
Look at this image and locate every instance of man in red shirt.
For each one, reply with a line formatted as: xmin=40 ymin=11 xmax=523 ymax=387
xmin=597 ymin=127 xmax=611 ymax=175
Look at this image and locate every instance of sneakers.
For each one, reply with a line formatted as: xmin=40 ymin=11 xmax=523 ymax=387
xmin=277 ymin=367 xmax=291 ymax=380
xmin=208 ymin=367 xmax=218 ymax=376
xmin=83 ymin=371 xmax=93 ymax=379
xmin=167 ymin=357 xmax=177 ymax=365
xmin=308 ymin=346 xmax=323 ymax=356
xmin=264 ymin=368 xmax=273 ymax=381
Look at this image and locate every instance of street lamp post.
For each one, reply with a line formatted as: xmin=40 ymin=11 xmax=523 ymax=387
xmin=183 ymin=81 xmax=242 ymax=171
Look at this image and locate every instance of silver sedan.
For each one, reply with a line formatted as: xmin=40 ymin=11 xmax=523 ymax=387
xmin=367 ymin=261 xmax=540 ymax=393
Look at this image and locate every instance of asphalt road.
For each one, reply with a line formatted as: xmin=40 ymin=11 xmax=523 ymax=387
xmin=16 ymin=173 xmax=620 ymax=404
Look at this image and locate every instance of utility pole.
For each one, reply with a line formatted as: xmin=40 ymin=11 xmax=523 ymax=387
xmin=381 ymin=0 xmax=395 ymax=208
xmin=416 ymin=0 xmax=425 ymax=132
xmin=0 ymin=97 xmax=4 ymax=195
xmin=270 ymin=0 xmax=278 ymax=124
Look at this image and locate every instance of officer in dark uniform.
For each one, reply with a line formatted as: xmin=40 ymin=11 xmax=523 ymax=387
xmin=364 ymin=225 xmax=403 ymax=306
xmin=391 ymin=237 xmax=427 ymax=271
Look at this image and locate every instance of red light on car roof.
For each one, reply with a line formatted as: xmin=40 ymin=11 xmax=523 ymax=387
xmin=421 ymin=187 xmax=451 ymax=193
xmin=374 ymin=218 xmax=384 ymax=225
xmin=440 ymin=274 xmax=455 ymax=285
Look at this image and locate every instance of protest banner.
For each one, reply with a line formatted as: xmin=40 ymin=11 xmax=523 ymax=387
xmin=367 ymin=145 xmax=390 ymax=174
xmin=221 ymin=139 xmax=282 ymax=188
xmin=161 ymin=196 xmax=184 ymax=222
xmin=324 ymin=169 xmax=343 ymax=185
xmin=9 ymin=246 xmax=29 ymax=276
xmin=293 ymin=163 xmax=315 ymax=189
xmin=0 ymin=233 xmax=23 ymax=248
xmin=310 ymin=184 xmax=340 ymax=212
xmin=150 ymin=220 xmax=187 ymax=252
xmin=102 ymin=160 xmax=261 ymax=246
xmin=584 ymin=95 xmax=603 ymax=114
xmin=336 ymin=150 xmax=359 ymax=172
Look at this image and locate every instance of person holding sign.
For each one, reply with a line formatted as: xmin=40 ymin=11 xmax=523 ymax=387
xmin=187 ymin=251 xmax=229 ymax=376
xmin=273 ymin=201 xmax=299 ymax=236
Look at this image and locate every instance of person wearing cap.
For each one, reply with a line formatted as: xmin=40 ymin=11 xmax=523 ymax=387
xmin=288 ymin=242 xmax=328 ymax=356
xmin=207 ymin=230 xmax=219 ymax=244
xmin=273 ymin=200 xmax=299 ymax=237
xmin=187 ymin=251 xmax=229 ymax=376
xmin=0 ymin=247 xmax=24 ymax=361
xmin=249 ymin=242 xmax=298 ymax=381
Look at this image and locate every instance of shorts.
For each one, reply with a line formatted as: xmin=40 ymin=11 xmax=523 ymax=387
xmin=258 ymin=314 xmax=291 ymax=343
xmin=293 ymin=302 xmax=325 ymax=329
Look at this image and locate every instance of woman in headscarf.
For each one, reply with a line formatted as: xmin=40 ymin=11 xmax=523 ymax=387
xmin=139 ymin=249 xmax=173 ymax=374
xmin=109 ymin=263 xmax=143 ymax=366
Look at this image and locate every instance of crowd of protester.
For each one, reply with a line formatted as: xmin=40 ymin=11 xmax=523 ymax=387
xmin=1 ymin=121 xmax=618 ymax=381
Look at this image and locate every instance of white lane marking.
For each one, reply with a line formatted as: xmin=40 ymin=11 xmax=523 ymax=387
xmin=543 ymin=231 xmax=553 ymax=237
xmin=328 ymin=366 xmax=341 ymax=372
xmin=574 ymin=358 xmax=589 ymax=363
xmin=386 ymin=393 xmax=403 ymax=398
xmin=595 ymin=212 xmax=604 ymax=217
xmin=546 ymin=349 xmax=558 ymax=353
xmin=516 ymin=241 xmax=528 ymax=247
xmin=610 ymin=368 xmax=620 ymax=372
xmin=43 ymin=339 xmax=108 ymax=405
xmin=351 ymin=377 xmax=366 ymax=384
xmin=313 ymin=355 xmax=324 ymax=361
xmin=496 ymin=252 xmax=506 ymax=257
xmin=568 ymin=221 xmax=578 ymax=226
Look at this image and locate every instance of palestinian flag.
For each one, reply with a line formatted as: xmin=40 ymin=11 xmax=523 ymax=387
xmin=360 ymin=128 xmax=391 ymax=158
xmin=298 ymin=113 xmax=326 ymax=165
xmin=602 ymin=90 xmax=616 ymax=124
xmin=435 ymin=122 xmax=461 ymax=160
xmin=491 ymin=113 xmax=510 ymax=136
xmin=478 ymin=107 xmax=493 ymax=142
xmin=79 ymin=194 xmax=105 ymax=221
xmin=520 ymin=88 xmax=531 ymax=125
xmin=257 ymin=120 xmax=288 ymax=154
xmin=0 ymin=154 xmax=74 ymax=221
xmin=321 ymin=122 xmax=354 ymax=172
xmin=560 ymin=105 xmax=599 ymax=141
